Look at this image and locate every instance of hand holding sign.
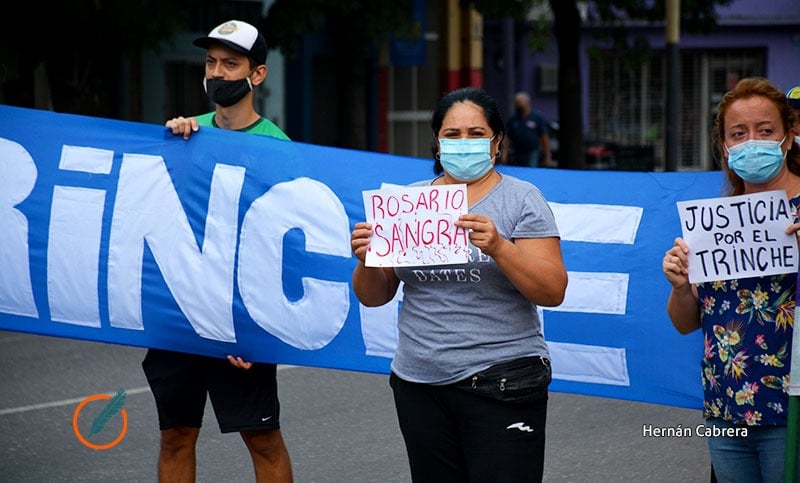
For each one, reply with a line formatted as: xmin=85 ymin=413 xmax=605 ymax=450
xmin=676 ymin=190 xmax=798 ymax=283
xmin=362 ymin=184 xmax=469 ymax=267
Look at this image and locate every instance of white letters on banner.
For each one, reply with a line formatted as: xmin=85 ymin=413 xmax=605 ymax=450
xmin=108 ymin=154 xmax=245 ymax=341
xmin=0 ymin=138 xmax=39 ymax=318
xmin=239 ymin=177 xmax=350 ymax=350
xmin=0 ymin=136 xmax=643 ymax=389
xmin=48 ymin=146 xmax=114 ymax=327
xmin=1 ymin=141 xmax=350 ymax=348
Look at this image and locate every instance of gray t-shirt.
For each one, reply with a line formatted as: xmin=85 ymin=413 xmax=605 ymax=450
xmin=391 ymin=174 xmax=560 ymax=384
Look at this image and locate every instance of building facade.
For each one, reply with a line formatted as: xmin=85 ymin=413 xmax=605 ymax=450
xmin=47 ymin=0 xmax=798 ymax=172
xmin=483 ymin=0 xmax=800 ymax=171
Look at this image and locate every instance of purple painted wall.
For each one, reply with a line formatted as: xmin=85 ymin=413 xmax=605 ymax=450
xmin=484 ymin=1 xmax=800 ymax=131
xmin=717 ymin=0 xmax=800 ymax=19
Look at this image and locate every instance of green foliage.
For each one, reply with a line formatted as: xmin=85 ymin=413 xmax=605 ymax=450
xmin=527 ymin=16 xmax=554 ymax=54
xmin=2 ymin=0 xmax=194 ymax=65
xmin=583 ymin=0 xmax=734 ymax=70
xmin=262 ymin=0 xmax=417 ymax=58
xmin=261 ymin=0 xmax=549 ymax=58
xmin=467 ymin=0 xmax=537 ymax=20
xmin=591 ymin=0 xmax=735 ymax=33
xmin=0 ymin=0 xmax=198 ymax=116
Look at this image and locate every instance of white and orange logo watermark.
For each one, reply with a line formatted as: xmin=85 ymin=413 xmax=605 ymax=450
xmin=72 ymin=389 xmax=128 ymax=450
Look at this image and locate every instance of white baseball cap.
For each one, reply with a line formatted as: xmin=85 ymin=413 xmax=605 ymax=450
xmin=193 ymin=20 xmax=268 ymax=65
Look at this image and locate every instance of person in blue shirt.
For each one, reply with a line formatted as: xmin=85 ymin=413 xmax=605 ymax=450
xmin=502 ymin=91 xmax=552 ymax=168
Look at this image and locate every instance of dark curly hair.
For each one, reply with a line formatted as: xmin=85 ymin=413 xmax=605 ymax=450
xmin=429 ymin=87 xmax=505 ymax=175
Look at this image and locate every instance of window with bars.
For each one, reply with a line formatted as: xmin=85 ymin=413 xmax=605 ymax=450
xmin=588 ymin=48 xmax=765 ymax=171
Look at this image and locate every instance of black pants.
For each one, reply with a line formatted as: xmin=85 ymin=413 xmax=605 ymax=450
xmin=390 ymin=358 xmax=549 ymax=483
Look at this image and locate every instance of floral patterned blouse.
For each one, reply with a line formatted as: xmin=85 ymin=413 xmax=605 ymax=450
xmin=695 ymin=195 xmax=799 ymax=426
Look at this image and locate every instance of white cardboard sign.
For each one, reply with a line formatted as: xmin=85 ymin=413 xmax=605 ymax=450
xmin=676 ymin=190 xmax=798 ymax=283
xmin=362 ymin=184 xmax=469 ymax=267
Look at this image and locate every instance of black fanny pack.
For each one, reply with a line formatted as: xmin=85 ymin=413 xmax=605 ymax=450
xmin=454 ymin=356 xmax=551 ymax=404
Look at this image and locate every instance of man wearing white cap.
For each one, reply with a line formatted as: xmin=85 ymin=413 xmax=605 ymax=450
xmin=150 ymin=19 xmax=293 ymax=483
xmin=165 ymin=19 xmax=289 ymax=139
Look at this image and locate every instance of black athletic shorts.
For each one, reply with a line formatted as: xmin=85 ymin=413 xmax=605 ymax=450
xmin=142 ymin=348 xmax=281 ymax=433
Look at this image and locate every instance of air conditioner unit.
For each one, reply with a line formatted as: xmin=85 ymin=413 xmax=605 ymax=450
xmin=539 ymin=64 xmax=558 ymax=94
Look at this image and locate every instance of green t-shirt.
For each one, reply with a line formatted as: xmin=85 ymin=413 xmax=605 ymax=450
xmin=195 ymin=112 xmax=290 ymax=140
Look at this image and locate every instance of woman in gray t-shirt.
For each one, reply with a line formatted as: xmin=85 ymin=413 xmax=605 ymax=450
xmin=351 ymin=87 xmax=567 ymax=483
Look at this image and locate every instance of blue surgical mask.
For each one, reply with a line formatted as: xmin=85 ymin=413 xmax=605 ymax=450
xmin=725 ymin=136 xmax=786 ymax=184
xmin=439 ymin=137 xmax=494 ymax=182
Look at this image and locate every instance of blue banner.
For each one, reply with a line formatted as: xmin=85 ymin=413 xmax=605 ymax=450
xmin=0 ymin=105 xmax=721 ymax=409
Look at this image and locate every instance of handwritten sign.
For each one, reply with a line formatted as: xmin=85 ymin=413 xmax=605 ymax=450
xmin=677 ymin=190 xmax=798 ymax=283
xmin=362 ymin=184 xmax=469 ymax=267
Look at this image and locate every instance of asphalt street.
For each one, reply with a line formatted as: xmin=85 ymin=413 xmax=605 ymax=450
xmin=0 ymin=330 xmax=712 ymax=482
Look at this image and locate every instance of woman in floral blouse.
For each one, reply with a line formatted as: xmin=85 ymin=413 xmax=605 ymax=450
xmin=663 ymin=77 xmax=800 ymax=483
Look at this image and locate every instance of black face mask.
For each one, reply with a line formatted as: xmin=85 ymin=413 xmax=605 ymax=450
xmin=203 ymin=77 xmax=253 ymax=107
xmin=515 ymin=107 xmax=525 ymax=117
